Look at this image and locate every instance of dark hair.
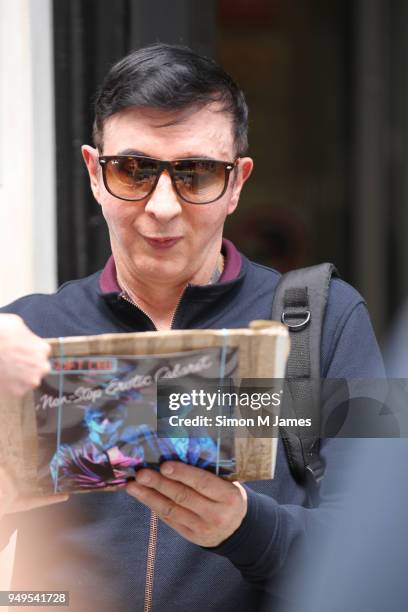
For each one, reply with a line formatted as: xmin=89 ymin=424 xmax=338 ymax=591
xmin=84 ymin=401 xmax=127 ymax=416
xmin=93 ymin=43 xmax=248 ymax=155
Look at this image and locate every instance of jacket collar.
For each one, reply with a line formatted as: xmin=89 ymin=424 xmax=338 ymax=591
xmin=98 ymin=239 xmax=246 ymax=330
xmin=99 ymin=238 xmax=242 ymax=293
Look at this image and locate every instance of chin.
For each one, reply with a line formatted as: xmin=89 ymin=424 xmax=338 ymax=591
xmin=143 ymin=253 xmax=187 ymax=273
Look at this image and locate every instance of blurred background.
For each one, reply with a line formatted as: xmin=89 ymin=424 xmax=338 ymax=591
xmin=1 ymin=0 xmax=407 ymax=341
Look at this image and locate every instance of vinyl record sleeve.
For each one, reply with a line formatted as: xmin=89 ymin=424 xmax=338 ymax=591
xmin=0 ymin=320 xmax=289 ymax=496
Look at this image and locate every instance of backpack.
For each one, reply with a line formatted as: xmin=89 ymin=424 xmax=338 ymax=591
xmin=271 ymin=263 xmax=338 ymax=504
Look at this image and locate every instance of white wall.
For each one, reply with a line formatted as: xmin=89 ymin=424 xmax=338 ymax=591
xmin=0 ymin=0 xmax=56 ymax=306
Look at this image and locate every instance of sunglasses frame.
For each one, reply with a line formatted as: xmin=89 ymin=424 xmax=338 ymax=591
xmin=98 ymin=155 xmax=239 ymax=204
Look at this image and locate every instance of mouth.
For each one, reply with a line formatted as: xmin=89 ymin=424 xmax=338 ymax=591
xmin=143 ymin=236 xmax=182 ymax=249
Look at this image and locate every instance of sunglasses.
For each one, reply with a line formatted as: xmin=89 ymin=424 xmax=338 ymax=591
xmin=98 ymin=155 xmax=239 ymax=205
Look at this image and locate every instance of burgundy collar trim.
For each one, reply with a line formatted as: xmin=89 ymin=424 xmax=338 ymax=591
xmin=98 ymin=238 xmax=242 ymax=294
xmin=99 ymin=256 xmax=120 ymax=294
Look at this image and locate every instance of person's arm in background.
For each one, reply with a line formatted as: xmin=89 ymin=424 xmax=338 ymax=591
xmin=0 ymin=314 xmax=68 ymax=523
xmin=0 ymin=314 xmax=51 ymax=397
xmin=0 ymin=468 xmax=68 ymax=522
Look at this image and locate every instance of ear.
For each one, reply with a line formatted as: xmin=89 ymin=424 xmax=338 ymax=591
xmin=82 ymin=145 xmax=102 ymax=202
xmin=227 ymin=157 xmax=254 ymax=215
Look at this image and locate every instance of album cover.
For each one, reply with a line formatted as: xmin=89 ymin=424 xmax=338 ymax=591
xmin=0 ymin=322 xmax=290 ymax=495
xmin=34 ymin=347 xmax=238 ymax=493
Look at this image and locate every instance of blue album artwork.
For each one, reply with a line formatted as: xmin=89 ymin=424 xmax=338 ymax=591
xmin=33 ymin=348 xmax=238 ymax=494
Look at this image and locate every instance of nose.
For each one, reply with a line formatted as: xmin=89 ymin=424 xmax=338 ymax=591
xmin=144 ymin=170 xmax=183 ymax=222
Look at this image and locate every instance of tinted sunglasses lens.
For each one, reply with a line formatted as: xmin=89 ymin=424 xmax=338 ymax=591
xmin=173 ymin=160 xmax=227 ymax=203
xmin=105 ymin=157 xmax=159 ymax=200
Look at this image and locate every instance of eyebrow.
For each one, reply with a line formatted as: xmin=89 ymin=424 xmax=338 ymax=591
xmin=116 ymin=148 xmax=218 ymax=161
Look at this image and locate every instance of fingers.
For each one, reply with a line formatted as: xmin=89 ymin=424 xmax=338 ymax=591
xmin=158 ymin=462 xmax=233 ymax=501
xmin=129 ymin=468 xmax=214 ymax=516
xmin=127 ymin=481 xmax=203 ymax=532
xmin=126 ymin=464 xmax=248 ymax=547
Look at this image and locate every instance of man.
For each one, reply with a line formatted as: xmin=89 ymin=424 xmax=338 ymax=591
xmin=0 ymin=44 xmax=383 ymax=611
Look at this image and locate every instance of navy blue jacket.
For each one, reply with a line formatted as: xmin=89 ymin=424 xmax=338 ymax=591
xmin=0 ymin=248 xmax=383 ymax=612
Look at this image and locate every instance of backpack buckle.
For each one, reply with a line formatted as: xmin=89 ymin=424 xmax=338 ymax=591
xmin=281 ymin=310 xmax=311 ymax=331
xmin=305 ymin=460 xmax=325 ymax=484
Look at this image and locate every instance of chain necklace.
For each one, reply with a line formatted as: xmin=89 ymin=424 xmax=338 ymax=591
xmin=208 ymin=253 xmax=224 ymax=285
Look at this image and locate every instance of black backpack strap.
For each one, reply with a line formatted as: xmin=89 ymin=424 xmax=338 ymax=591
xmin=271 ymin=263 xmax=338 ymax=503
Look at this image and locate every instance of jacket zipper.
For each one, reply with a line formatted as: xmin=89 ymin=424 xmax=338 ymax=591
xmin=144 ymin=510 xmax=159 ymax=612
xmin=120 ymin=290 xmax=185 ymax=612
xmin=121 ymin=289 xmax=186 ymax=330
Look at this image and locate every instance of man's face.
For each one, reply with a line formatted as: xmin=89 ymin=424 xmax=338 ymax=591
xmin=82 ymin=104 xmax=253 ymax=287
xmin=86 ymin=406 xmax=126 ymax=437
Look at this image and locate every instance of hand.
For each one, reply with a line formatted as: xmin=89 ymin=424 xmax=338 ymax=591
xmin=127 ymin=462 xmax=247 ymax=547
xmin=0 ymin=467 xmax=68 ymax=520
xmin=0 ymin=314 xmax=51 ymax=397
